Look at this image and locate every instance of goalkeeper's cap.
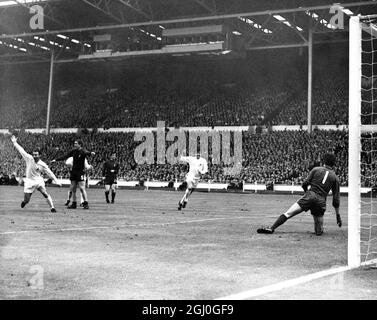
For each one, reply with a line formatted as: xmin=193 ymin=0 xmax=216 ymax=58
xmin=323 ymin=153 xmax=336 ymax=167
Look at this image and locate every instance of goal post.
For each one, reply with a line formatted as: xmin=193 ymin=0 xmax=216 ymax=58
xmin=348 ymin=15 xmax=361 ymax=268
xmin=348 ymin=14 xmax=377 ymax=268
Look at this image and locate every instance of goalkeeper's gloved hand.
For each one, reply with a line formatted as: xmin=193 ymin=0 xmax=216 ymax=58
xmin=336 ymin=213 xmax=342 ymax=228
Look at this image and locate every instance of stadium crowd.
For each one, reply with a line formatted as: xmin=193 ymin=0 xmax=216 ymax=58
xmin=0 ymin=129 xmax=354 ymax=186
xmin=2 ymin=44 xmax=373 ymax=189
xmin=0 ymin=50 xmax=351 ymax=130
xmin=270 ymin=77 xmax=348 ymax=126
xmin=0 ymin=84 xmax=293 ymax=129
xmin=0 ymin=80 xmax=350 ymax=129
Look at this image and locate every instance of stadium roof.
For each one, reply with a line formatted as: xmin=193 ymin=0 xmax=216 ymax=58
xmin=0 ymin=0 xmax=376 ymax=64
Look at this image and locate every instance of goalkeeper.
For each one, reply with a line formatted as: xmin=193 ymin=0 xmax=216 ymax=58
xmin=257 ymin=153 xmax=341 ymax=236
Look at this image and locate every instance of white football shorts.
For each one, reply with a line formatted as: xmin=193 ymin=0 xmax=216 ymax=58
xmin=23 ymin=177 xmax=46 ymax=194
xmin=186 ymin=174 xmax=199 ymax=189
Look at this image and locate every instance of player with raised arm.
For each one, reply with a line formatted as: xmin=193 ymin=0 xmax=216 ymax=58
xmin=52 ymin=140 xmax=94 ymax=209
xmin=102 ymin=153 xmax=119 ymax=204
xmin=10 ymin=135 xmax=61 ymax=213
xmin=178 ymin=152 xmax=208 ymax=211
xmin=257 ymin=153 xmax=342 ymax=236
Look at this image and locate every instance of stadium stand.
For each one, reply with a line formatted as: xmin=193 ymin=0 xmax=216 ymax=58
xmin=0 ymin=45 xmax=353 ymax=188
xmin=0 ymin=46 xmax=349 ymax=129
xmin=0 ymin=129 xmax=350 ymax=186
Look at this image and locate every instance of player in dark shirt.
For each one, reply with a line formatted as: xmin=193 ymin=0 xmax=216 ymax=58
xmin=102 ymin=153 xmax=119 ymax=203
xmin=52 ymin=140 xmax=95 ymax=209
xmin=257 ymin=153 xmax=342 ymax=236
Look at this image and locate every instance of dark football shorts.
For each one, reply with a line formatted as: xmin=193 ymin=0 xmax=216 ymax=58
xmin=104 ymin=178 xmax=117 ymax=186
xmin=70 ymin=171 xmax=85 ymax=182
xmin=297 ymin=191 xmax=326 ymax=217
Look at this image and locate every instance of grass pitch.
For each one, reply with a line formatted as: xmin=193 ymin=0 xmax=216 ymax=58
xmin=1 ymin=186 xmax=376 ymax=300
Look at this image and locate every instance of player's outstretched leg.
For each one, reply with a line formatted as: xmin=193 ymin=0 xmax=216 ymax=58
xmin=178 ymin=188 xmax=190 ymax=210
xmin=313 ymin=216 xmax=324 ymax=236
xmin=183 ymin=188 xmax=194 ymax=208
xmin=257 ymin=202 xmax=303 ymax=234
xmin=256 ymin=226 xmax=275 ymax=234
xmin=21 ymin=193 xmax=32 ymax=208
xmin=37 ymin=187 xmax=56 ymax=213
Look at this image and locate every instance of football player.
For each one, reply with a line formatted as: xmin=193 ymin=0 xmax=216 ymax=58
xmin=102 ymin=153 xmax=119 ymax=204
xmin=257 ymin=153 xmax=342 ymax=236
xmin=178 ymin=152 xmax=208 ymax=211
xmin=52 ymin=140 xmax=94 ymax=209
xmin=11 ymin=135 xmax=61 ymax=213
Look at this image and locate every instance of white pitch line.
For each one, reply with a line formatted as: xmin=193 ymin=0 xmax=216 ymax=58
xmin=361 ymin=258 xmax=377 ymax=267
xmin=215 ymin=265 xmax=352 ymax=300
xmin=0 ymin=216 xmax=253 ymax=235
xmin=215 ymin=257 xmax=377 ymax=300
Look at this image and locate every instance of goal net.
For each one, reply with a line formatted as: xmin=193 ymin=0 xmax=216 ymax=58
xmin=349 ymin=15 xmax=377 ymax=268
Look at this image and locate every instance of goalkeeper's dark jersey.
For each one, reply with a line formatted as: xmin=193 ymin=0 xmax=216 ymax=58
xmin=301 ymin=166 xmax=340 ymax=208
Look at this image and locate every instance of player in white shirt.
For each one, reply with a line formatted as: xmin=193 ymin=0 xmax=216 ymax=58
xmin=11 ymin=135 xmax=62 ymax=213
xmin=178 ymin=152 xmax=208 ymax=211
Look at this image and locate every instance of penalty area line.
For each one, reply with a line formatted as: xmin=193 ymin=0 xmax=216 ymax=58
xmin=214 ymin=265 xmax=352 ymax=300
xmin=215 ymin=258 xmax=377 ymax=300
xmin=0 ymin=216 xmax=253 ymax=235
